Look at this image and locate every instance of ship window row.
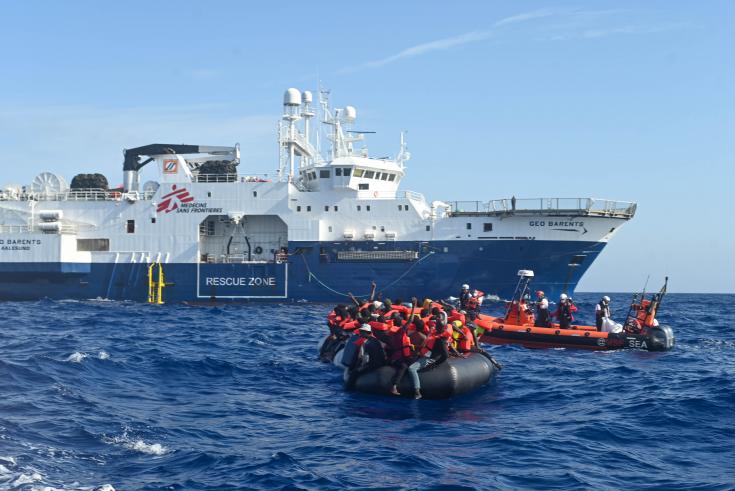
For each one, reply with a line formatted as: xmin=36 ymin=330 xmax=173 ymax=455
xmin=356 ymin=205 xmax=372 ymax=211
xmin=353 ymin=168 xmax=397 ymax=181
xmin=295 ymin=205 xmax=313 ymax=212
xmin=398 ymin=204 xmax=410 ymax=211
xmin=302 ymin=167 xmax=397 ymax=182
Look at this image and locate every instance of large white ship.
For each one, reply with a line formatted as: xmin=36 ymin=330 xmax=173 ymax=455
xmin=0 ymin=88 xmax=636 ymax=302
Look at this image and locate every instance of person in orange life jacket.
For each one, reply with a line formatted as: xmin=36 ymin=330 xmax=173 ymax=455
xmin=408 ymin=318 xmax=455 ymax=399
xmin=595 ymin=296 xmax=611 ymax=331
xmin=553 ymin=293 xmax=578 ymax=329
xmin=534 ymin=291 xmax=550 ymax=327
xmin=345 ymin=324 xmax=387 ymax=390
xmin=390 ymin=316 xmax=430 ymax=398
xmin=388 ymin=298 xmax=420 ymax=396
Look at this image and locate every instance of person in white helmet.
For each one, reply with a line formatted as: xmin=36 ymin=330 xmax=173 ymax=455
xmin=553 ymin=293 xmax=577 ymax=329
xmin=459 ymin=284 xmax=472 ymax=310
xmin=595 ymin=296 xmax=612 ymax=331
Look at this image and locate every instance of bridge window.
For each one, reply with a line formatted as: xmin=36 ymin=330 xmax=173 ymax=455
xmin=466 ymin=223 xmax=472 ymax=230
xmin=380 ymin=173 xmax=388 ymax=180
xmin=353 ymin=168 xmax=364 ymax=177
xmin=484 ymin=223 xmax=493 ymax=232
xmin=126 ymin=220 xmax=135 ymax=234
xmin=320 ymin=170 xmax=330 ymax=178
xmin=364 ymin=170 xmax=375 ymax=179
xmin=343 ymin=168 xmax=351 ymax=176
xmin=389 ymin=174 xmax=396 ymax=181
xmin=335 ymin=168 xmax=342 ymax=176
xmin=358 ymin=183 xmax=369 ymax=190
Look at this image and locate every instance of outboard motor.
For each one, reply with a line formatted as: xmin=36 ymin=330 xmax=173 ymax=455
xmin=647 ymin=325 xmax=675 ymax=351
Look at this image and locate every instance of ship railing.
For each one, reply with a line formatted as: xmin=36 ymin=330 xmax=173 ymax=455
xmin=447 ymin=198 xmax=637 ymax=218
xmin=200 ymin=253 xmax=275 ymax=264
xmin=194 ymin=174 xmax=271 ymax=183
xmin=356 ymin=190 xmax=426 ymax=201
xmin=0 ymin=224 xmax=77 ymax=234
xmin=0 ymin=189 xmax=157 ymax=202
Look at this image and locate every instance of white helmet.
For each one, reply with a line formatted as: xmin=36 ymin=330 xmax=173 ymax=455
xmin=602 ymin=296 xmax=611 ymax=303
xmin=359 ymin=324 xmax=372 ymax=332
xmin=461 ymin=284 xmax=470 ymax=290
xmin=372 ymin=300 xmax=382 ymax=309
xmin=560 ymin=293 xmax=568 ymax=300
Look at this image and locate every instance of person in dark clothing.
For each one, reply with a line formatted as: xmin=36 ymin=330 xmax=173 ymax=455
xmin=345 ymin=324 xmax=387 ymax=389
xmin=534 ymin=291 xmax=550 ymax=327
xmin=553 ymin=293 xmax=578 ymax=329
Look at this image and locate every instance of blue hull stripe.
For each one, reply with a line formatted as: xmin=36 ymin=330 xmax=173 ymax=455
xmin=0 ymin=240 xmax=605 ymax=302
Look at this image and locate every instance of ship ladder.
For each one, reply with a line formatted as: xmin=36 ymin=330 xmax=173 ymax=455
xmin=147 ymin=262 xmax=166 ymax=304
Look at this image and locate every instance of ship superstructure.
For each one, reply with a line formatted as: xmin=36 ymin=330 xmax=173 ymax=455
xmin=0 ymin=88 xmax=636 ymax=302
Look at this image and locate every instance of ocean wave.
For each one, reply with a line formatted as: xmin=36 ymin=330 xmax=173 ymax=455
xmin=1 ymin=294 xmax=733 ymax=489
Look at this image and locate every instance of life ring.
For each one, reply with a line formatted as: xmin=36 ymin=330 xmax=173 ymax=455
xmin=254 ymin=246 xmax=263 ymax=255
xmin=373 ymin=191 xmax=379 ymax=198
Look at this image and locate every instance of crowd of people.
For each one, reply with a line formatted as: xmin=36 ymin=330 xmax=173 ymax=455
xmin=321 ymin=283 xmax=498 ymax=400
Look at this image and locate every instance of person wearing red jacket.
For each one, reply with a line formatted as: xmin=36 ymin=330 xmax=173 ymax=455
xmin=552 ymin=293 xmax=578 ymax=329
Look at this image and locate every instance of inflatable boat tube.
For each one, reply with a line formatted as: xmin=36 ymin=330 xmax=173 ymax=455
xmin=349 ymin=353 xmax=498 ymax=399
xmin=481 ymin=323 xmax=675 ymax=351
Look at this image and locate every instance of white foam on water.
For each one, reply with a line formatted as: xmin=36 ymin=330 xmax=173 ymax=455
xmin=92 ymin=485 xmax=116 ymax=491
xmin=0 ymin=464 xmax=11 ymax=475
xmin=66 ymin=352 xmax=88 ymax=363
xmin=104 ymin=432 xmax=169 ymax=456
xmin=98 ymin=351 xmax=110 ymax=360
xmin=0 ymin=456 xmax=15 ymax=466
xmin=12 ymin=472 xmax=43 ymax=487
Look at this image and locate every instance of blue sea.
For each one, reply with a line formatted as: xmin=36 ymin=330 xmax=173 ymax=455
xmin=0 ymin=293 xmax=733 ymax=490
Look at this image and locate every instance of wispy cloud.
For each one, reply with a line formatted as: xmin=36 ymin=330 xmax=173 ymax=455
xmin=339 ymin=9 xmax=554 ymax=73
xmin=339 ymin=9 xmax=689 ymax=73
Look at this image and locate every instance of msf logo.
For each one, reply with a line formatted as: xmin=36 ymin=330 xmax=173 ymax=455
xmin=157 ymin=185 xmax=194 ymax=213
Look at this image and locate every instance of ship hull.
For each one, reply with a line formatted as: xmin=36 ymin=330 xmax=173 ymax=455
xmin=0 ymin=239 xmax=603 ymax=303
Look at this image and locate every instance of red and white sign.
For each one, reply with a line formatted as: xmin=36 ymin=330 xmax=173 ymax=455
xmin=163 ymin=159 xmax=179 ymax=174
xmin=157 ymin=185 xmax=194 ymax=213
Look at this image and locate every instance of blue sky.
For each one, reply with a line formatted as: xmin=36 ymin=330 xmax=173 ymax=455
xmin=0 ymin=1 xmax=732 ymax=292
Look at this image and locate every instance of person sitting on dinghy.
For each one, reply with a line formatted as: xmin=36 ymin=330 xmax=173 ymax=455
xmin=553 ymin=293 xmax=578 ymax=329
xmin=345 ymin=324 xmax=387 ymax=390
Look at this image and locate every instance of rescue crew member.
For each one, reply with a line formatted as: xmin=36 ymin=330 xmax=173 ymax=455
xmin=595 ymin=296 xmax=611 ymax=331
xmin=534 ymin=291 xmax=550 ymax=327
xmin=553 ymin=293 xmax=577 ymax=329
xmin=459 ymin=284 xmax=472 ymax=310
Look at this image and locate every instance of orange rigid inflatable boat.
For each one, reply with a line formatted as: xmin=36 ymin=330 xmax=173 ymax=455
xmin=474 ymin=271 xmax=674 ymax=352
